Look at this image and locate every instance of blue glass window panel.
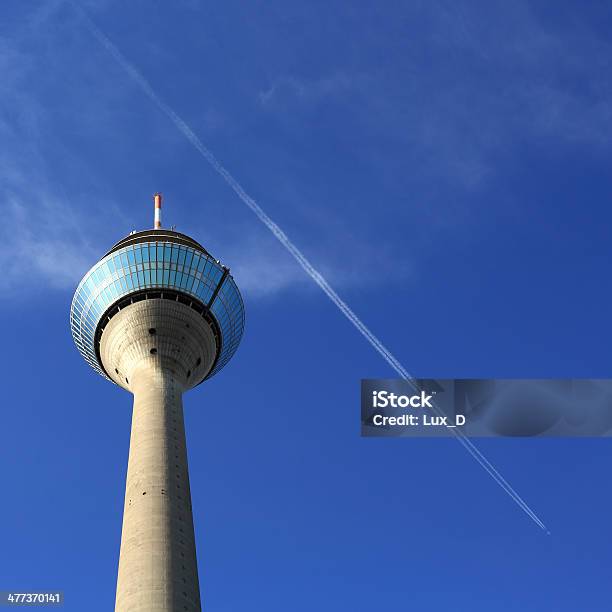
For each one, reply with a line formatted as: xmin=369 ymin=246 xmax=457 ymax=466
xmin=127 ymin=249 xmax=135 ymax=265
xmin=181 ymin=271 xmax=191 ymax=290
xmin=190 ymin=254 xmax=200 ymax=275
xmin=212 ymin=265 xmax=223 ymax=283
xmin=100 ymin=287 xmax=110 ymax=305
xmin=125 ymin=273 xmax=134 ymax=290
xmin=191 ymin=270 xmax=201 ymax=291
xmin=196 ymin=262 xmax=207 ymax=282
xmin=169 ymin=269 xmax=176 ymax=285
xmin=142 ymin=245 xmax=150 ymax=263
xmin=164 ymin=245 xmax=172 ymax=263
xmin=134 ymin=247 xmax=143 ymax=264
xmin=184 ymin=250 xmax=194 ymax=271
xmin=163 ymin=269 xmax=170 ymax=285
xmin=171 ymin=246 xmax=179 ymax=264
xmin=202 ymin=261 xmax=213 ymax=285
xmin=207 ymin=259 xmax=217 ymax=278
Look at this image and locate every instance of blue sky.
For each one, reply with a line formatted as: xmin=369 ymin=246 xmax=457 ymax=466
xmin=1 ymin=1 xmax=612 ymax=610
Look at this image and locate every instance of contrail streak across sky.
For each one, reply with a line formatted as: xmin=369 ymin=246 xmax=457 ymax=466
xmin=73 ymin=4 xmax=548 ymax=533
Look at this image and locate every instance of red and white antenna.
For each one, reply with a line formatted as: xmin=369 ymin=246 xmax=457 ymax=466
xmin=154 ymin=192 xmax=162 ymax=229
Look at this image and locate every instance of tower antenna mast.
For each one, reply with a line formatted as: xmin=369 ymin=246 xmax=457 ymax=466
xmin=154 ymin=192 xmax=162 ymax=229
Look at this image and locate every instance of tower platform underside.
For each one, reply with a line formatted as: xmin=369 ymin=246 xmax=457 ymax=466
xmin=100 ymin=298 xmax=218 ymax=392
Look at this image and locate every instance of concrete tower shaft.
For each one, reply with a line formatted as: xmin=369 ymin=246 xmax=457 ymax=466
xmin=114 ymin=371 xmax=199 ymax=612
xmin=100 ymin=300 xmax=216 ymax=611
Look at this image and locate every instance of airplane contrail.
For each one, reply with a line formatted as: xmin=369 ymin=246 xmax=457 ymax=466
xmin=72 ymin=4 xmax=548 ymax=532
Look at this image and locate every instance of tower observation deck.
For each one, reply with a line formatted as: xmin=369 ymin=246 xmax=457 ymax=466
xmin=70 ymin=197 xmax=245 ymax=611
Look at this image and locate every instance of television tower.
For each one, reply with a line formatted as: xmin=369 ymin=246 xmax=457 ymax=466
xmin=70 ymin=195 xmax=245 ymax=611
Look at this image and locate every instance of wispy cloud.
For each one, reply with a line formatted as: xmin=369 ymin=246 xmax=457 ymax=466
xmin=415 ymin=4 xmax=612 ymax=178
xmin=223 ymin=237 xmax=308 ymax=298
xmin=258 ymin=73 xmax=359 ymax=107
xmin=257 ymin=2 xmax=612 ymax=189
xmin=1 ymin=195 xmax=99 ymax=291
xmin=190 ymin=216 xmax=412 ymax=300
xmin=0 ymin=18 xmax=124 ymax=294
